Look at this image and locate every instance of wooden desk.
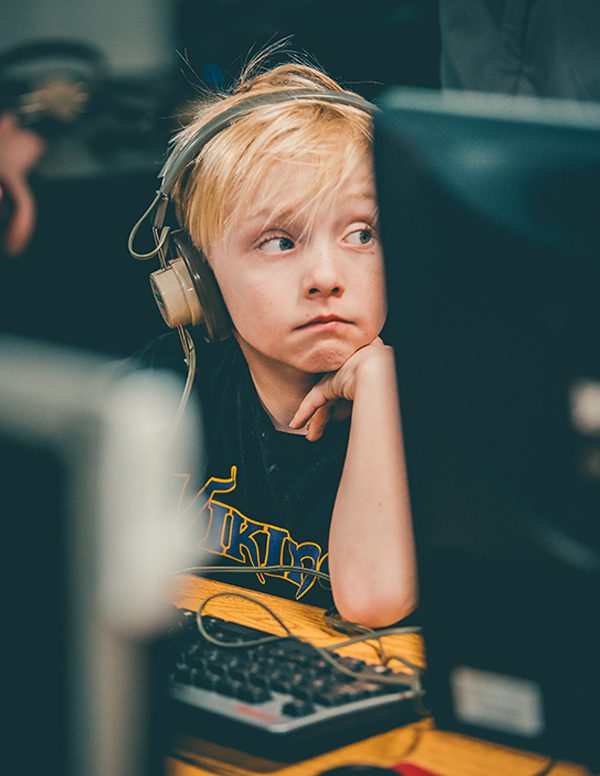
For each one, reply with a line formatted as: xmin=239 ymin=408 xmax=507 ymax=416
xmin=166 ymin=575 xmax=587 ymax=776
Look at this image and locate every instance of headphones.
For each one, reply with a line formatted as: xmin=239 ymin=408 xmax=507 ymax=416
xmin=128 ymin=89 xmax=377 ymax=344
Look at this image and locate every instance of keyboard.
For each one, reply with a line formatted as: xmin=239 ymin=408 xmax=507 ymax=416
xmin=166 ymin=607 xmax=421 ymax=757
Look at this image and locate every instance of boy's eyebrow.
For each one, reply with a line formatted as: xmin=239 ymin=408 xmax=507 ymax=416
xmin=245 ymin=207 xmax=298 ymax=224
xmin=245 ymin=192 xmax=377 ymax=222
xmin=345 ymin=188 xmax=377 ymax=199
xmin=335 ymin=191 xmax=378 ymax=209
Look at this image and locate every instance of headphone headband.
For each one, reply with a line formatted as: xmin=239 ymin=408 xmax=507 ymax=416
xmin=158 ymin=89 xmax=378 ymax=196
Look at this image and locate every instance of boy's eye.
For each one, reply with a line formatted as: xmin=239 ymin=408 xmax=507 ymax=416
xmin=345 ymin=227 xmax=375 ymax=246
xmin=258 ymin=236 xmax=295 ymax=254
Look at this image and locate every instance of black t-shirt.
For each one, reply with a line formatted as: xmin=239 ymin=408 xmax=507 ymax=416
xmin=137 ymin=329 xmax=350 ymax=608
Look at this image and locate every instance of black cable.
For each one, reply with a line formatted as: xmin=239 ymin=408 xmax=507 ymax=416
xmin=529 ymin=758 xmax=558 ymax=776
xmin=395 ymin=724 xmax=426 ymax=762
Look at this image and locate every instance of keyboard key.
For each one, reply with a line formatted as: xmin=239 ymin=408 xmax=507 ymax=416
xmin=338 ymin=657 xmax=366 ymax=672
xmin=282 ymin=700 xmax=315 ymax=717
xmin=362 ymin=664 xmax=393 ymax=678
xmin=291 ymin=677 xmax=330 ymax=700
xmin=237 ymin=684 xmax=272 ymax=704
xmin=312 ymin=657 xmax=333 ymax=674
xmin=194 ymin=672 xmax=220 ymax=691
xmin=271 ymin=675 xmax=293 ymax=693
xmin=216 ymin=678 xmax=243 ymax=697
xmin=329 ymin=670 xmax=356 ymax=686
xmin=257 ymin=655 xmax=278 ymax=670
xmin=333 ymin=685 xmax=367 ymax=704
xmin=188 ymin=653 xmax=208 ymax=670
xmin=351 ymin=681 xmax=386 ymax=699
xmin=229 ymin=666 xmax=249 ymax=682
xmin=314 ymin=690 xmax=344 ymax=707
xmin=291 ymin=685 xmax=315 ymax=701
xmin=173 ymin=667 xmax=191 ymax=684
xmin=248 ymin=674 xmax=270 ymax=689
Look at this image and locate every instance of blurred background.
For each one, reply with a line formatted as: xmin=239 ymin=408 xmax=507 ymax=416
xmin=0 ymin=0 xmax=440 ymax=357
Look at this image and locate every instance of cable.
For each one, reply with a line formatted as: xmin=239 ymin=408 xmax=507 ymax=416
xmin=192 ymin=590 xmax=424 ymax=698
xmin=167 ymin=325 xmax=196 ymax=442
xmin=327 ymin=625 xmax=423 ymax=647
xmin=127 ymin=190 xmax=170 ymax=260
xmin=394 ymin=724 xmax=426 ymax=763
xmin=195 ymin=591 xmax=292 ymax=647
xmin=173 ymin=562 xmax=331 ymax=583
xmin=529 ymin=758 xmax=558 ymax=776
xmin=176 ymin=562 xmax=422 ymax=668
xmin=327 ymin=628 xmax=423 ymax=674
xmin=178 ymin=563 xmax=379 ymax=663
xmin=324 ymin=610 xmax=388 ymax=662
xmin=176 ymin=563 xmax=423 ymax=693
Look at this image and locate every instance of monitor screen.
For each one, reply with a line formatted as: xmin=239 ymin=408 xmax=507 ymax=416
xmin=3 ymin=431 xmax=71 ymax=771
xmin=0 ymin=337 xmax=200 ymax=776
xmin=374 ymin=89 xmax=600 ymax=765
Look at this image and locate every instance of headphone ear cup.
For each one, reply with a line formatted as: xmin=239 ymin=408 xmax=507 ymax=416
xmin=149 ymin=230 xmax=230 ymax=341
xmin=173 ymin=231 xmax=231 ymax=341
xmin=149 ymin=258 xmax=202 ymax=329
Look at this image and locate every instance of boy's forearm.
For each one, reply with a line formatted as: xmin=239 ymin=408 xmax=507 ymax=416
xmin=328 ymin=355 xmax=417 ymax=627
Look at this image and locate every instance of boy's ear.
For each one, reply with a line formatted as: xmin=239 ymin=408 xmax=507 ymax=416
xmin=149 ymin=230 xmax=231 ymax=342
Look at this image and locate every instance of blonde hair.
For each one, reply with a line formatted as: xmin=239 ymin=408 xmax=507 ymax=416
xmin=170 ymin=53 xmax=374 ymax=258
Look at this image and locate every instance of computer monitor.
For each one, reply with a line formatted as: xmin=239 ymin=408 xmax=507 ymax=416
xmin=0 ymin=336 xmax=200 ymax=776
xmin=374 ymin=89 xmax=600 ymax=766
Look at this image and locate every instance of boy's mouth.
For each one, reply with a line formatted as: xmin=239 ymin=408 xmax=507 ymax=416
xmin=296 ymin=315 xmax=352 ymax=330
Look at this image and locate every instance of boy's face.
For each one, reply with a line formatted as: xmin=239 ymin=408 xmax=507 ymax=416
xmin=208 ymin=158 xmax=386 ymax=379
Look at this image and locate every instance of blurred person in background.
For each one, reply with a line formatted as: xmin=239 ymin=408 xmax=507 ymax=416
xmin=439 ymin=0 xmax=600 ymax=101
xmin=0 ymin=111 xmax=45 ymax=257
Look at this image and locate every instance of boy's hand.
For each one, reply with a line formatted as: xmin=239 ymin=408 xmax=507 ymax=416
xmin=289 ymin=337 xmax=395 ymax=441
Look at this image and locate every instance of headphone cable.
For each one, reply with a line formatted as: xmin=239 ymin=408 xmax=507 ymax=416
xmin=168 ymin=325 xmax=196 ymax=443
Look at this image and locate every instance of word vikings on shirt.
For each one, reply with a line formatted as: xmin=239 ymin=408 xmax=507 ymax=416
xmin=175 ymin=466 xmax=330 ymax=600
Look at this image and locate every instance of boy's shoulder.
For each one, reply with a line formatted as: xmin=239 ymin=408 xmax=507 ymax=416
xmin=134 ymin=329 xmax=189 ymax=375
xmin=134 ymin=329 xmax=236 ymax=376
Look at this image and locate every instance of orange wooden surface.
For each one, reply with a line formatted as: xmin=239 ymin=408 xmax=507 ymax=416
xmin=165 ymin=575 xmax=588 ymax=776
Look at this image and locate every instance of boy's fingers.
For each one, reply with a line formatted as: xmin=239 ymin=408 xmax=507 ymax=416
xmin=289 ymin=381 xmax=332 ymax=429
xmin=306 ymin=402 xmax=333 ymax=442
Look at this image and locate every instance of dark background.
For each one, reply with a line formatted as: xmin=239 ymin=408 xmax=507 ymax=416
xmin=1 ymin=0 xmax=441 ymax=358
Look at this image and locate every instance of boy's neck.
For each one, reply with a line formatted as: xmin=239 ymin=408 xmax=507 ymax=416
xmin=235 ymin=337 xmax=317 ymax=435
xmin=253 ymin=372 xmax=315 ymax=435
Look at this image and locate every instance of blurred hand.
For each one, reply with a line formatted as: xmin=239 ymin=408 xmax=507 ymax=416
xmin=0 ymin=112 xmax=46 ymax=257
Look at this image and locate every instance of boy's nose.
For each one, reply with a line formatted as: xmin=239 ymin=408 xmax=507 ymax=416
xmin=303 ymin=247 xmax=344 ymax=298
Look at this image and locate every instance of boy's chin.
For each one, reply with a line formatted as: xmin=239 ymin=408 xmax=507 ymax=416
xmin=300 ymin=346 xmax=355 ymax=374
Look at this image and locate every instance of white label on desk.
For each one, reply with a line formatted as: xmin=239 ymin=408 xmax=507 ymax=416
xmin=450 ymin=666 xmax=545 ymax=738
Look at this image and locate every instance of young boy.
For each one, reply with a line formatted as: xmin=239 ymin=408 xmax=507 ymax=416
xmin=137 ymin=57 xmax=416 ymax=627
